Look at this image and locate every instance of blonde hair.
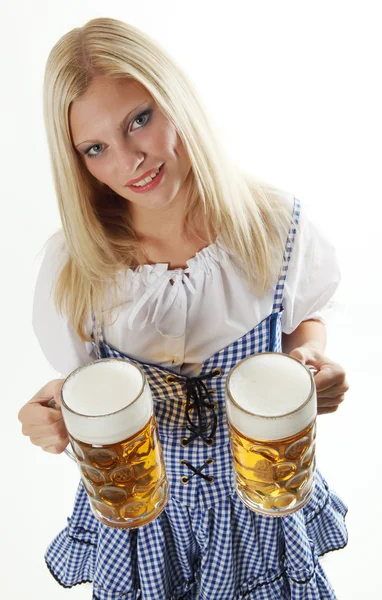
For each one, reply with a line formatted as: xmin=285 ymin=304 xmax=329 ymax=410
xmin=43 ymin=17 xmax=292 ymax=344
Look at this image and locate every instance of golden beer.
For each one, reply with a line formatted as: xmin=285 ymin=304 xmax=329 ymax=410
xmin=228 ymin=419 xmax=316 ymax=513
xmin=226 ymin=352 xmax=317 ymax=517
xmin=69 ymin=414 xmax=168 ymax=528
xmin=61 ymin=358 xmax=169 ymax=528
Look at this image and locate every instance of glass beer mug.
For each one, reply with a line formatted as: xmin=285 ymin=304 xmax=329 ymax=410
xmin=225 ymin=352 xmax=317 ymax=517
xmin=55 ymin=358 xmax=169 ymax=528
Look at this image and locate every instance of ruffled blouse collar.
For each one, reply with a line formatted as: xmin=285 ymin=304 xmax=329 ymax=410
xmin=121 ymin=238 xmax=229 ymax=338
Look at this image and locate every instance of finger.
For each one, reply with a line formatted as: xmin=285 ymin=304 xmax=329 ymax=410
xmin=317 ymin=394 xmax=345 ymax=408
xmin=317 ymin=386 xmax=348 ymax=399
xmin=314 ymin=367 xmax=348 ymax=393
xmin=318 ymin=406 xmax=339 ymax=415
xmin=31 ymin=432 xmax=69 ymax=448
xmin=22 ymin=418 xmax=68 ymax=439
xmin=19 ymin=403 xmax=63 ymax=428
xmin=25 ymin=379 xmax=65 ymax=412
xmin=43 ymin=440 xmax=70 ymax=454
xmin=45 ymin=390 xmax=64 ymax=409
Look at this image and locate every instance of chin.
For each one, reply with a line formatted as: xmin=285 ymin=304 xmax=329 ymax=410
xmin=149 ymin=196 xmax=175 ymax=209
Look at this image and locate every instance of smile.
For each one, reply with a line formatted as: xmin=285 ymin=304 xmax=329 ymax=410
xmin=126 ymin=164 xmax=165 ymax=193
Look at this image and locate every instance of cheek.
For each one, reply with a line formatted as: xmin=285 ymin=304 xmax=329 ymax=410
xmin=85 ymin=160 xmax=112 ymax=186
xmin=161 ymin=129 xmax=187 ymax=163
xmin=174 ymin=134 xmax=190 ymax=167
xmin=154 ymin=116 xmax=179 ymax=153
xmin=164 ymin=121 xmax=188 ymax=160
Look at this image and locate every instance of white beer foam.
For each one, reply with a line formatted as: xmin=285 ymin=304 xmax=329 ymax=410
xmin=61 ymin=360 xmax=152 ymax=445
xmin=226 ymin=353 xmax=316 ymax=440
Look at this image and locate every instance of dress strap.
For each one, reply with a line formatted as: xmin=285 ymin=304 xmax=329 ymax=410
xmin=90 ymin=312 xmax=104 ymax=355
xmin=271 ymin=196 xmax=301 ymax=314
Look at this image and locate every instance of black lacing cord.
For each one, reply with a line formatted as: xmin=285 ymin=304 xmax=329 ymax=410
xmin=182 ymin=370 xmax=220 ymax=445
xmin=177 ymin=369 xmax=221 ymax=483
xmin=180 ymin=458 xmax=215 ymax=483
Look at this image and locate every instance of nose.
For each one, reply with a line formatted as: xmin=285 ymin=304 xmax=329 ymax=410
xmin=114 ymin=139 xmax=145 ymax=183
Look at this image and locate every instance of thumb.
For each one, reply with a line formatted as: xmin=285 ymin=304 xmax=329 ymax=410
xmin=288 ymin=347 xmax=319 ymax=366
xmin=289 ymin=347 xmax=307 ymax=364
xmin=38 ymin=378 xmax=65 ymax=409
xmin=52 ymin=380 xmax=65 ymax=408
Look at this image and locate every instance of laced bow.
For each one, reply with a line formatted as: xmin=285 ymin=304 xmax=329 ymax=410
xmin=127 ymin=268 xmax=196 ymax=337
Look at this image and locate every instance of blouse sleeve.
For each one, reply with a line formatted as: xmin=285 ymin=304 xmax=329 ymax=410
xmin=32 ymin=231 xmax=97 ymax=378
xmin=280 ymin=200 xmax=341 ymax=334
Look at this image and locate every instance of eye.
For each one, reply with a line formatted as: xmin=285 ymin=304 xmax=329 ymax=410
xmin=84 ymin=143 xmax=104 ymax=159
xmin=130 ymin=109 xmax=152 ymax=131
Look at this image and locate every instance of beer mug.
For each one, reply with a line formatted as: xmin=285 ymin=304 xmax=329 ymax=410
xmin=225 ymin=352 xmax=317 ymax=517
xmin=55 ymin=358 xmax=169 ymax=528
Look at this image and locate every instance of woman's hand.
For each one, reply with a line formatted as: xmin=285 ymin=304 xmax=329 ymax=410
xmin=18 ymin=379 xmax=69 ymax=453
xmin=289 ymin=346 xmax=349 ymax=415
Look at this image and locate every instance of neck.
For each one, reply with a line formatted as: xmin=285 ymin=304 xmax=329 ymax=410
xmin=129 ymin=195 xmax=189 ymax=242
xmin=128 ymin=199 xmax=214 ymax=269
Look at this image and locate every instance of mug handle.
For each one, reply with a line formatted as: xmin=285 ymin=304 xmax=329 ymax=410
xmin=47 ymin=398 xmax=76 ymax=462
xmin=307 ymin=365 xmax=318 ymax=376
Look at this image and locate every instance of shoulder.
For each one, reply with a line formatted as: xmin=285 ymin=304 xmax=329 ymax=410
xmin=253 ymin=182 xmax=337 ymax=260
xmin=32 ymin=230 xmax=70 ymax=304
xmin=41 ymin=229 xmax=67 ymax=261
xmin=38 ymin=229 xmax=69 ymax=281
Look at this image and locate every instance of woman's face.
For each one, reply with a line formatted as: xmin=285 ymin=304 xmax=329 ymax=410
xmin=69 ymin=76 xmax=192 ymax=211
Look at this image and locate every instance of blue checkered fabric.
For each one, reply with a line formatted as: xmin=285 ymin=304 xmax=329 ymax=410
xmin=45 ymin=197 xmax=348 ymax=599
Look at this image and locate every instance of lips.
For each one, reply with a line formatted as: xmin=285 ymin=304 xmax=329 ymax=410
xmin=125 ymin=163 xmax=165 ymax=193
xmin=125 ymin=164 xmax=164 ymax=186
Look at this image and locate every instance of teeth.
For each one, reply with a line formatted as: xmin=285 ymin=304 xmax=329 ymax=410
xmin=132 ymin=166 xmax=161 ymax=187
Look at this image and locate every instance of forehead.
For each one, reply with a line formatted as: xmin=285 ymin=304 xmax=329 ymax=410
xmin=69 ymin=77 xmax=152 ymax=141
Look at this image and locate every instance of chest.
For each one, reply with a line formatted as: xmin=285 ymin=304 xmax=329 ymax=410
xmin=140 ymin=236 xmax=212 ymax=271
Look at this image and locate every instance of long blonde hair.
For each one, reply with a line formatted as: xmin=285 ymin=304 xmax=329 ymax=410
xmin=43 ymin=17 xmax=292 ymax=344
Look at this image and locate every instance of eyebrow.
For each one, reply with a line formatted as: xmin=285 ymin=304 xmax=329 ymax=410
xmin=74 ymin=100 xmax=148 ymax=148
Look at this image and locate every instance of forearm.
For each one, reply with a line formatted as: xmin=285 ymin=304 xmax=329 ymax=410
xmin=281 ymin=319 xmax=327 ymax=355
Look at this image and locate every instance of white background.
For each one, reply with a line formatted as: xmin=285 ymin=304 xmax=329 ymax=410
xmin=1 ymin=1 xmax=381 ymax=598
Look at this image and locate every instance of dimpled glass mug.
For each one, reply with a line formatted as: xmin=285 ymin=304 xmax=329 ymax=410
xmin=51 ymin=358 xmax=169 ymax=528
xmin=225 ymin=352 xmax=317 ymax=517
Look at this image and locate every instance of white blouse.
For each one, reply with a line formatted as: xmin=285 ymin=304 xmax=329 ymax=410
xmin=32 ymin=187 xmax=341 ymax=379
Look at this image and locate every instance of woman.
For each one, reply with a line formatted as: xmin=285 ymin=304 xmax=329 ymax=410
xmin=18 ymin=17 xmax=349 ymax=599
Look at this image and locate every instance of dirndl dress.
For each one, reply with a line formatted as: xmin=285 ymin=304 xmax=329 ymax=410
xmin=45 ymin=198 xmax=348 ymax=599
